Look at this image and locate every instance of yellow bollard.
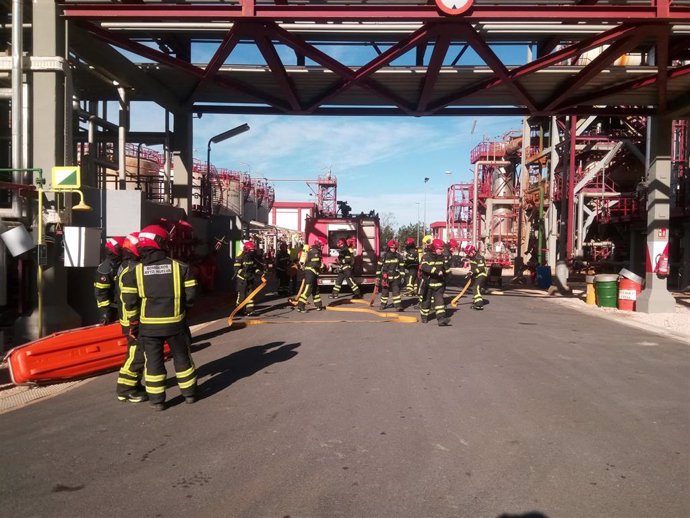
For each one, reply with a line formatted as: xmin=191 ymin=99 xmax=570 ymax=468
xmin=585 ymin=275 xmax=596 ymax=305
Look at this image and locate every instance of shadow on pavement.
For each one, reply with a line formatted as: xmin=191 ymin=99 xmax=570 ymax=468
xmin=190 ymin=341 xmax=300 ymax=403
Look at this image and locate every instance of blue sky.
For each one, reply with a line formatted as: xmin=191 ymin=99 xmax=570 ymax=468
xmin=129 ymin=107 xmax=521 ymax=226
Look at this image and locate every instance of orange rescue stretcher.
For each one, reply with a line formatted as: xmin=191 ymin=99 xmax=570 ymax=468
xmin=4 ymin=323 xmax=168 ymax=385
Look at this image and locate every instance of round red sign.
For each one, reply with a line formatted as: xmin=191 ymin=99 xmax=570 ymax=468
xmin=435 ymin=0 xmax=474 ymax=16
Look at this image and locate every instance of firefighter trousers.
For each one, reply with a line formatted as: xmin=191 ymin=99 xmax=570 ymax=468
xmin=141 ymin=331 xmax=197 ymax=404
xmin=380 ymin=278 xmax=402 ymax=308
xmin=116 ymin=335 xmax=145 ymax=397
xmin=235 ymin=277 xmax=256 ymax=313
xmin=333 ymin=267 xmax=360 ymax=296
xmin=276 ymin=270 xmax=290 ymax=295
xmin=404 ymin=267 xmax=418 ymax=293
xmin=298 ymin=273 xmax=323 ymax=309
xmin=420 ymin=283 xmax=446 ymax=323
xmin=472 ymin=275 xmax=487 ymax=308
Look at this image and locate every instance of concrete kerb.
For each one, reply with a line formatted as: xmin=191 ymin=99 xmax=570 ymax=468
xmin=504 ymin=283 xmax=690 ymax=345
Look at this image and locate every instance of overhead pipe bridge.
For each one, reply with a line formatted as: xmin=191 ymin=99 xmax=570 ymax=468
xmin=58 ymin=0 xmax=690 ymax=117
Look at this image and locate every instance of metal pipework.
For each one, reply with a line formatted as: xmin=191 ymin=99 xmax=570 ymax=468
xmin=11 ymin=0 xmax=23 ymax=182
xmin=472 ymin=160 xmax=510 ymax=248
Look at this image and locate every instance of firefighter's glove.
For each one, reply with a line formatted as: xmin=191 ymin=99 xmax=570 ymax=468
xmin=99 ymin=309 xmax=112 ymax=325
xmin=128 ymin=321 xmax=140 ymax=339
xmin=465 ymin=273 xmax=473 ymax=282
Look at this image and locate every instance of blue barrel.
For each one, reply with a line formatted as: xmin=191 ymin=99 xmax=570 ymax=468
xmin=536 ymin=266 xmax=552 ymax=289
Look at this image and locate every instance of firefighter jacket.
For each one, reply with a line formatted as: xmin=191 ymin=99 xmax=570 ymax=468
xmin=274 ymin=250 xmax=291 ymax=274
xmin=116 ymin=257 xmax=139 ymax=332
xmin=304 ymin=247 xmax=323 ymax=277
xmin=420 ymin=251 xmax=446 ymax=288
xmin=403 ymin=244 xmax=419 ymax=269
xmin=234 ymin=250 xmax=263 ymax=282
xmin=94 ymin=255 xmax=121 ymax=313
xmin=336 ymin=245 xmax=355 ymax=270
xmin=377 ymin=251 xmax=404 ymax=281
xmin=123 ymin=249 xmax=198 ymax=337
xmin=468 ymin=253 xmax=488 ymax=279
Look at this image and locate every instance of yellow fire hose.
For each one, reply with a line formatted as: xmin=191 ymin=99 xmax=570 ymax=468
xmin=228 ymin=298 xmax=417 ymax=329
xmin=450 ymin=278 xmax=472 ymax=308
xmin=288 ymin=278 xmax=306 ymax=306
xmin=227 ymin=275 xmax=268 ymax=324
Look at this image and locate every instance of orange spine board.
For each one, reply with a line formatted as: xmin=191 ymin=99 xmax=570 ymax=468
xmin=5 ymin=324 xmax=128 ymax=385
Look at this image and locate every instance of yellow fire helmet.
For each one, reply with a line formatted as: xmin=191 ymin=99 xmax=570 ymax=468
xmin=422 ymin=235 xmax=433 ymax=245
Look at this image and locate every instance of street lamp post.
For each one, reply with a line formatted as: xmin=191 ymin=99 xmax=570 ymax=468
xmin=205 ymin=123 xmax=250 ymax=213
xmin=423 ymin=177 xmax=429 ymax=237
xmin=415 ymin=202 xmax=421 ymax=244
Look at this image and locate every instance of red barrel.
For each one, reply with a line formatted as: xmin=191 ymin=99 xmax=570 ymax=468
xmin=618 ymin=276 xmax=643 ymax=311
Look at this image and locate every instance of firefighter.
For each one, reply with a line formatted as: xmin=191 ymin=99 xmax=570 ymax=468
xmin=464 ymin=244 xmax=488 ymax=310
xmin=419 ymin=239 xmax=450 ymax=326
xmin=415 ymin=235 xmax=434 ymax=307
xmin=123 ymin=225 xmax=198 ymax=411
xmin=402 ymin=237 xmax=419 ymax=295
xmin=233 ymin=241 xmax=264 ymax=316
xmin=376 ymin=239 xmax=404 ymax=311
xmin=94 ymin=236 xmax=125 ymax=325
xmin=330 ymin=237 xmax=361 ymax=299
xmin=443 ymin=238 xmax=459 ymax=283
xmin=274 ymin=242 xmax=291 ymax=296
xmin=115 ymin=232 xmax=147 ymax=403
xmin=297 ymin=237 xmax=325 ymax=313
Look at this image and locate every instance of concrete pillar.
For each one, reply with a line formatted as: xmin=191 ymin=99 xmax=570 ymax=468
xmin=171 ymin=110 xmax=193 ymax=213
xmin=637 ymin=116 xmax=677 ymax=313
xmin=546 ymin=116 xmax=559 ymax=269
xmin=14 ymin=0 xmax=80 ymax=343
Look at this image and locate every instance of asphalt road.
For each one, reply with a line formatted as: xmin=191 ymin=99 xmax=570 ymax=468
xmin=1 ymin=283 xmax=688 ymax=518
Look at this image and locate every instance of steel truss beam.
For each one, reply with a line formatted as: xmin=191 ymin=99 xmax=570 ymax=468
xmin=63 ymin=1 xmax=690 ymax=116
xmin=60 ymin=4 xmax=690 ymax=23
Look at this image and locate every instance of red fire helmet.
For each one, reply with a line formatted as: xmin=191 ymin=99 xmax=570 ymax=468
xmin=105 ymin=236 xmax=125 ymax=255
xmin=138 ymin=225 xmax=169 ymax=250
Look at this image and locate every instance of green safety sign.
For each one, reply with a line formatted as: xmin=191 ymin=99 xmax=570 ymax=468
xmin=51 ymin=166 xmax=81 ymax=190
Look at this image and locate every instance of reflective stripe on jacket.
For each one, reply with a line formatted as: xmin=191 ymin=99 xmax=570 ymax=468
xmin=123 ymin=250 xmax=197 ymax=337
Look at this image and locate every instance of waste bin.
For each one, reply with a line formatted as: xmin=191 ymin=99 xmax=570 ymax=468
xmin=617 ymin=268 xmax=644 ymax=311
xmin=536 ymin=266 xmax=552 ymax=289
xmin=594 ymin=274 xmax=618 ymax=308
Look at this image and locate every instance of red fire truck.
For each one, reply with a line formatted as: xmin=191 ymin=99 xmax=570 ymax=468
xmin=303 ymin=214 xmax=380 ymax=286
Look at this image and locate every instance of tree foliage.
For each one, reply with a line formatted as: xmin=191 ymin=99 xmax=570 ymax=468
xmin=395 ymin=221 xmax=429 ymax=246
xmin=379 ymin=212 xmax=397 ymax=248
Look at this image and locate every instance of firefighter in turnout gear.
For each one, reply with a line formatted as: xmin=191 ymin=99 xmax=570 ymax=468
xmin=274 ymin=242 xmax=291 ymax=296
xmin=331 ymin=238 xmax=361 ymax=299
xmin=94 ymin=236 xmax=125 ymax=325
xmin=416 ymin=235 xmax=435 ymax=307
xmin=443 ymin=238 xmax=459 ymax=283
xmin=233 ymin=241 xmax=264 ymax=315
xmin=464 ymin=244 xmax=488 ymax=310
xmin=297 ymin=238 xmax=325 ymax=312
xmin=376 ymin=240 xmax=404 ymax=311
xmin=115 ymin=232 xmax=147 ymax=403
xmin=402 ymin=237 xmax=419 ymax=295
xmin=419 ymin=239 xmax=450 ymax=326
xmin=122 ymin=225 xmax=198 ymax=411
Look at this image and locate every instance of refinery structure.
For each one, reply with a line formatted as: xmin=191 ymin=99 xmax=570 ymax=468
xmin=1 ymin=0 xmax=690 ymax=342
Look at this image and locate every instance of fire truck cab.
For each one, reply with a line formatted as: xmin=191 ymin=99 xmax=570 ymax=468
xmin=303 ymin=214 xmax=380 ymax=286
